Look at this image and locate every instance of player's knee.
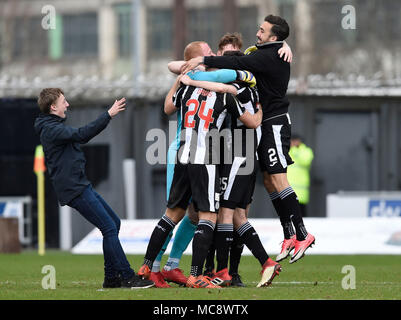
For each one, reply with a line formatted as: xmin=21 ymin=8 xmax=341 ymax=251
xmin=187 ymin=204 xmax=199 ymax=224
xmin=198 ymin=212 xmax=217 ymax=224
xmin=217 ymin=208 xmax=234 ymax=224
xmin=233 ymin=217 xmax=247 ymax=229
xmin=270 ymin=173 xmax=290 ymax=192
xmin=165 ymin=207 xmax=186 ymax=224
xmin=233 ymin=207 xmax=247 ymax=227
xmin=263 ymin=174 xmax=275 ymax=192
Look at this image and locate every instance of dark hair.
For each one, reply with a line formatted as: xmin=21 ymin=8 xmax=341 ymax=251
xmin=38 ymin=88 xmax=64 ymax=114
xmin=265 ymin=15 xmax=289 ymax=41
xmin=223 ymin=50 xmax=244 ymax=57
xmin=218 ymin=32 xmax=243 ymax=51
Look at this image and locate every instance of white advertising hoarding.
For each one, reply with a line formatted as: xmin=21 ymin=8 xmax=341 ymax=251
xmin=72 ymin=217 xmax=401 ymax=255
xmin=327 ymin=192 xmax=401 ymax=218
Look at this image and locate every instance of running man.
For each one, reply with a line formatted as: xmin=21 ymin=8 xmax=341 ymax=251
xmin=34 ymin=89 xmax=154 ymax=289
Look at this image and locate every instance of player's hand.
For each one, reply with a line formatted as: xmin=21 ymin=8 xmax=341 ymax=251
xmin=196 ymin=65 xmax=206 ymax=71
xmin=181 ymin=56 xmax=203 ymax=75
xmin=108 ymin=97 xmax=126 ymax=118
xmin=180 ymin=74 xmax=192 ymax=86
xmin=278 ymin=41 xmax=292 ymax=63
xmin=237 ymin=70 xmax=257 ymax=87
xmin=244 ymin=45 xmax=257 ymax=55
xmin=256 ymin=103 xmax=263 ymax=125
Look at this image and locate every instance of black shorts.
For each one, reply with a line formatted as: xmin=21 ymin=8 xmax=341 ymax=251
xmin=167 ymin=162 xmax=220 ymax=213
xmin=220 ymin=156 xmax=257 ymax=210
xmin=258 ymin=113 xmax=294 ymax=174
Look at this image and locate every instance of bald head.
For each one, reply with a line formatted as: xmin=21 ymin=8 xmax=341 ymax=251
xmin=184 ymin=41 xmax=214 ymax=61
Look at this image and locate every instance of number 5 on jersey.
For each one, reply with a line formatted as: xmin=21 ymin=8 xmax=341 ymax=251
xmin=184 ymin=99 xmax=214 ymax=130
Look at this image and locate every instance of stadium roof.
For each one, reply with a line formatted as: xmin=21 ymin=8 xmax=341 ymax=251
xmin=1 ymin=72 xmax=401 ymax=100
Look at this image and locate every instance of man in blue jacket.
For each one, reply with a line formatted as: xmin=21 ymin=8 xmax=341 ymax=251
xmin=34 ymin=88 xmax=154 ymax=289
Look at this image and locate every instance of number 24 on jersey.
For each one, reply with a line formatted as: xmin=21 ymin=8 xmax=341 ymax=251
xmin=184 ymin=99 xmax=215 ymax=130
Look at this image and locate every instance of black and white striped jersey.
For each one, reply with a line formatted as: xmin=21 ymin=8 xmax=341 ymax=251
xmin=226 ymin=83 xmax=262 ymax=159
xmin=173 ymin=84 xmax=245 ymax=165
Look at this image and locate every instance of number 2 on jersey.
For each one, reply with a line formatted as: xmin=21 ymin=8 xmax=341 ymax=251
xmin=184 ymin=99 xmax=214 ymax=130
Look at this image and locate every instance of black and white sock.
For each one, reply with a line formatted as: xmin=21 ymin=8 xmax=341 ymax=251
xmin=279 ymin=187 xmax=308 ymax=241
xmin=204 ymin=229 xmax=216 ymax=273
xmin=269 ymin=191 xmax=295 ymax=239
xmin=215 ymin=223 xmax=234 ymax=272
xmin=143 ymin=214 xmax=176 ymax=268
xmin=190 ymin=219 xmax=215 ymax=277
xmin=229 ymin=231 xmax=244 ymax=275
xmin=236 ymin=221 xmax=269 ymax=266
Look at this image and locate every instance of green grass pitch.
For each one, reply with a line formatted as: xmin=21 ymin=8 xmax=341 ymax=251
xmin=0 ymin=250 xmax=400 ymax=300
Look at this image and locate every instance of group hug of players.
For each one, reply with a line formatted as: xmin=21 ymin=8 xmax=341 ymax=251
xmin=137 ymin=15 xmax=316 ymax=289
xmin=34 ymin=14 xmax=316 ymax=290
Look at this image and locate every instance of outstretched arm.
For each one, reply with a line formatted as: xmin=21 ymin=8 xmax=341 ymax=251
xmin=182 ymin=42 xmax=292 ymax=74
xmin=189 ymin=69 xmax=256 ymax=87
xmin=189 ymin=69 xmax=237 ymax=83
xmin=168 ymin=60 xmax=206 ymax=74
xmin=46 ymin=98 xmax=126 ymax=145
xmin=182 ymin=52 xmax=267 ymax=75
xmin=168 ymin=61 xmax=185 ymax=74
xmin=180 ymin=74 xmax=237 ymax=95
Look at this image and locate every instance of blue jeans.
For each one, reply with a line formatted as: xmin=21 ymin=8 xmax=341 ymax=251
xmin=69 ymin=185 xmax=134 ymax=279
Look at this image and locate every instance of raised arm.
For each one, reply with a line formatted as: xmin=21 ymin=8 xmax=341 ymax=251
xmin=182 ymin=51 xmax=267 ymax=75
xmin=45 ymin=113 xmax=110 ymax=145
xmin=45 ymin=98 xmax=126 ymax=145
xmin=168 ymin=60 xmax=207 ymax=75
xmin=168 ymin=61 xmax=185 ymax=75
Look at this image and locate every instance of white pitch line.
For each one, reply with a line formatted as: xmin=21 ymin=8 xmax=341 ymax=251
xmin=276 ymin=281 xmax=335 ymax=284
xmin=251 ymin=281 xmax=401 ymax=285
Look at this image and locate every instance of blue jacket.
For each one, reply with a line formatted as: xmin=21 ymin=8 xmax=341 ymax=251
xmin=34 ymin=112 xmax=111 ymax=205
